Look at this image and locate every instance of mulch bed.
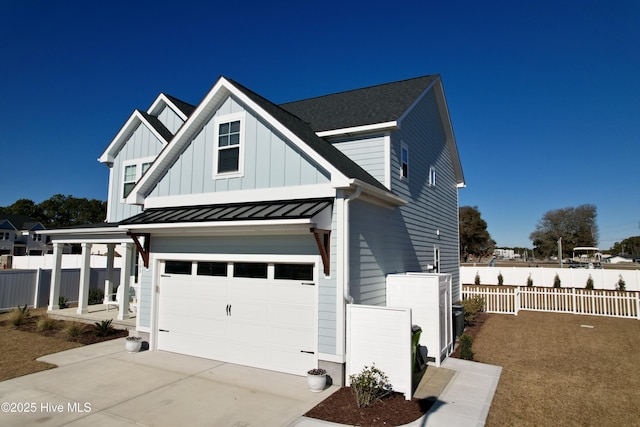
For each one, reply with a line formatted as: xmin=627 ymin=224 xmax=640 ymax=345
xmin=305 ymin=386 xmax=434 ymax=426
xmin=1 ymin=314 xmax=128 ymax=345
xmin=450 ymin=311 xmax=488 ymax=358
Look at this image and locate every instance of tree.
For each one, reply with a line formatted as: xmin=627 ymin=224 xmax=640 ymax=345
xmin=1 ymin=195 xmax=106 ymax=228
xmin=529 ymin=204 xmax=598 ymax=258
xmin=459 ymin=206 xmax=495 ymax=262
xmin=610 ymin=236 xmax=640 ymax=256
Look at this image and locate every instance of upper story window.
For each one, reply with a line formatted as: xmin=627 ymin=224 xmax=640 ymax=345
xmin=429 ymin=166 xmax=436 ymax=187
xmin=122 ymin=158 xmax=154 ymax=198
xmin=214 ymin=112 xmax=245 ymax=177
xmin=400 ymin=143 xmax=409 ymax=179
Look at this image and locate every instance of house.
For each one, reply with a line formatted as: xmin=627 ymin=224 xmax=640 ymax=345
xmin=43 ymin=75 xmax=465 ymax=382
xmin=0 ymin=215 xmax=48 ymax=256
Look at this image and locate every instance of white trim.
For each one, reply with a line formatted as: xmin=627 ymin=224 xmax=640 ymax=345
xmin=143 ymin=184 xmax=335 ymax=209
xmin=383 ymin=133 xmax=391 ymax=189
xmin=99 ymin=111 xmax=168 ymax=164
xmin=148 ymin=93 xmax=189 ymax=121
xmin=316 ymin=121 xmax=398 ymax=138
xmin=317 ymin=352 xmax=346 ymax=363
xmin=428 ymin=165 xmax=436 ymax=187
xmin=213 ymin=111 xmax=246 ymax=179
xmin=121 ymin=220 xmax=315 ymax=236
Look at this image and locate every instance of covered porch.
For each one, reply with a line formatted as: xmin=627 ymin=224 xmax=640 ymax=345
xmin=39 ymin=224 xmax=144 ymax=324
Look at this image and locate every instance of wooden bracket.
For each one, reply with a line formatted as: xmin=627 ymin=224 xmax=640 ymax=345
xmin=311 ymin=228 xmax=331 ymax=276
xmin=127 ymin=232 xmax=151 ymax=268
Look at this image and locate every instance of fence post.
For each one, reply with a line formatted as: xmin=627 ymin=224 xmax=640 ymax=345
xmin=572 ymin=287 xmax=576 ymax=314
xmin=514 ymin=287 xmax=520 ymax=315
xmin=636 ymin=292 xmax=640 ymax=321
xmin=33 ymin=268 xmax=41 ymax=308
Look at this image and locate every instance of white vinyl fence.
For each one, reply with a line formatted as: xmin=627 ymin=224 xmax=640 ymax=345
xmin=12 ymin=254 xmax=122 ymax=270
xmin=463 ymin=285 xmax=640 ymax=319
xmin=461 ymin=266 xmax=640 ymax=291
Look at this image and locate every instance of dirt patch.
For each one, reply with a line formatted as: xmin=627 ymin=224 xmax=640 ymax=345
xmin=0 ymin=308 xmax=128 ymax=381
xmin=304 ymin=386 xmax=434 ymax=426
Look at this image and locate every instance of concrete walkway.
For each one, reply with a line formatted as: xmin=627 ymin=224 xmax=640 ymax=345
xmin=1 ymin=341 xmax=500 ymax=426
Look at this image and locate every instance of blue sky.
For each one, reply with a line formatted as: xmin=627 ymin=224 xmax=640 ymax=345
xmin=1 ymin=0 xmax=638 ymax=249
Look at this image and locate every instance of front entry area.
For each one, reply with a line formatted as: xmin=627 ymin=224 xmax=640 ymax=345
xmin=156 ymin=259 xmax=318 ymax=375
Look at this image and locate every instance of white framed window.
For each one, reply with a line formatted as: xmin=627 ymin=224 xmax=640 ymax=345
xmin=434 ymin=246 xmax=440 ymax=273
xmin=428 ymin=166 xmax=436 ymax=187
xmin=400 ymin=142 xmax=409 ymax=179
xmin=122 ymin=157 xmax=154 ymax=199
xmin=214 ymin=112 xmax=245 ymax=178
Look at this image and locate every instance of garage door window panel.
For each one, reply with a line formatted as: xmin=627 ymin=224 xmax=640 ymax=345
xmin=197 ymin=262 xmax=228 ymax=276
xmin=165 ymin=261 xmax=193 ymax=275
xmin=233 ymin=262 xmax=268 ymax=278
xmin=274 ymin=264 xmax=314 ymax=281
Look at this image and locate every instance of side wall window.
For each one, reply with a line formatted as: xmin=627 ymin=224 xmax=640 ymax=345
xmin=400 ymin=142 xmax=409 ymax=179
xmin=429 ymin=166 xmax=436 ymax=187
xmin=122 ymin=158 xmax=154 ymax=199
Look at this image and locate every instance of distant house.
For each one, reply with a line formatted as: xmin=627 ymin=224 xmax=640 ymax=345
xmin=44 ymin=74 xmax=465 ymax=381
xmin=607 ymin=255 xmax=636 ymax=264
xmin=0 ymin=215 xmax=48 ymax=256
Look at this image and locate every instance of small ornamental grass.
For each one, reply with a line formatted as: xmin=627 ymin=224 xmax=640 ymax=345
xmin=8 ymin=304 xmax=30 ymax=327
xmin=349 ymin=364 xmax=392 ymax=408
xmin=64 ymin=322 xmax=85 ymax=340
xmin=36 ymin=315 xmax=58 ymax=332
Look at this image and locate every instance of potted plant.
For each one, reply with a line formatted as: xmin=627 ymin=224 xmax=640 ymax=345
xmin=307 ymin=368 xmax=327 ymax=392
xmin=125 ymin=336 xmax=142 ymax=353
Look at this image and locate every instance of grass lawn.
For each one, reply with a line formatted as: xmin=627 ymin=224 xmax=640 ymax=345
xmin=0 ymin=308 xmax=127 ymax=381
xmin=474 ymin=311 xmax=640 ymax=427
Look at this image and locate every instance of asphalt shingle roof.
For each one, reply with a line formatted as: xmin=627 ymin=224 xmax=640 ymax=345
xmin=163 ymin=94 xmax=197 ymax=117
xmin=279 ymin=75 xmax=438 ymax=132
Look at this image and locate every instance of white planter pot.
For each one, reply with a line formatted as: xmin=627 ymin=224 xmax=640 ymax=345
xmin=307 ymin=374 xmax=327 ymax=392
xmin=125 ymin=339 xmax=142 ymax=353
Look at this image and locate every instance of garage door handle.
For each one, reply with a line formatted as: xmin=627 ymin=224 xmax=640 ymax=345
xmin=300 ymin=350 xmax=315 ymax=354
xmin=159 ymin=329 xmax=169 ymax=332
xmin=226 ymin=304 xmax=231 ymax=316
xmin=301 ymin=282 xmax=315 ymax=286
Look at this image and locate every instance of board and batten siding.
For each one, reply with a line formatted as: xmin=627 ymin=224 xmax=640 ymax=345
xmin=391 ymin=87 xmax=461 ymax=301
xmin=108 ymin=123 xmax=165 ymax=222
xmin=148 ymin=96 xmax=330 ymax=199
xmin=333 ymin=135 xmax=387 ymax=187
xmin=156 ymin=105 xmax=185 ymax=135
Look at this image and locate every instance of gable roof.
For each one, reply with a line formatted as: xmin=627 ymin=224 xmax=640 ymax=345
xmin=280 ymin=75 xmax=439 ymax=133
xmin=0 ymin=215 xmax=45 ymax=231
xmin=227 ymin=78 xmax=389 ymax=192
xmin=127 ymin=76 xmax=401 ymax=206
xmin=162 ymin=94 xmax=196 ymax=118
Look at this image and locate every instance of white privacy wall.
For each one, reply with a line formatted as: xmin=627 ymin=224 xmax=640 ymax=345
xmin=13 ymin=255 xmax=123 ymax=270
xmin=461 ymin=266 xmax=640 ymax=291
xmin=346 ymin=305 xmax=412 ymax=400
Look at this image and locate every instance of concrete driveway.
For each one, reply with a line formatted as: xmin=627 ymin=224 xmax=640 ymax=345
xmin=0 ymin=338 xmax=338 ymax=426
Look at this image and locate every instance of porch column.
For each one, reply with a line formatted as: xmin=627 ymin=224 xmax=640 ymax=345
xmin=47 ymin=243 xmax=63 ymax=311
xmin=76 ymin=243 xmax=92 ymax=314
xmin=103 ymin=244 xmax=115 ymax=304
xmin=118 ymin=242 xmax=132 ymax=320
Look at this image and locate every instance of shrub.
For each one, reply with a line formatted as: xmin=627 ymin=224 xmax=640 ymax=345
xmin=586 ymin=275 xmax=594 ymax=290
xmin=497 ymin=273 xmax=504 ymax=286
xmin=617 ymin=275 xmax=626 ymax=292
xmin=88 ymin=288 xmax=105 ymax=305
xmin=527 ymin=275 xmax=533 ymax=287
xmin=65 ymin=322 xmax=85 ymax=340
xmin=36 ymin=316 xmax=58 ymax=332
xmin=553 ymin=274 xmax=561 ymax=288
xmin=349 ymin=364 xmax=392 ymax=408
xmin=474 ymin=272 xmax=481 ymax=286
xmin=94 ymin=319 xmax=114 ymax=337
xmin=8 ymin=304 xmax=30 ymax=327
xmin=459 ymin=334 xmax=474 ymax=360
xmin=461 ymin=295 xmax=485 ymax=325
xmin=58 ymin=296 xmax=69 ymax=309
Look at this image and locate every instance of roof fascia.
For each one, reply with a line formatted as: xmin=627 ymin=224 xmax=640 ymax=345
xmin=339 ymin=179 xmax=408 ymax=208
xmin=316 ymin=121 xmax=398 ymax=138
xmin=148 ymin=93 xmax=189 ymax=121
xmin=40 ymin=227 xmax=128 ymax=236
xmin=127 ymin=77 xmax=352 ymax=205
xmin=120 ymin=219 xmax=315 ymax=236
xmin=98 ymin=110 xmax=169 ymax=164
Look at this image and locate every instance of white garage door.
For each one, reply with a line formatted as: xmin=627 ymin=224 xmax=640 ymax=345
xmin=157 ymin=260 xmax=317 ymax=376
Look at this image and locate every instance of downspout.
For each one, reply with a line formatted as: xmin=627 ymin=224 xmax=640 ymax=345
xmin=343 ymin=185 xmax=362 ymax=304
